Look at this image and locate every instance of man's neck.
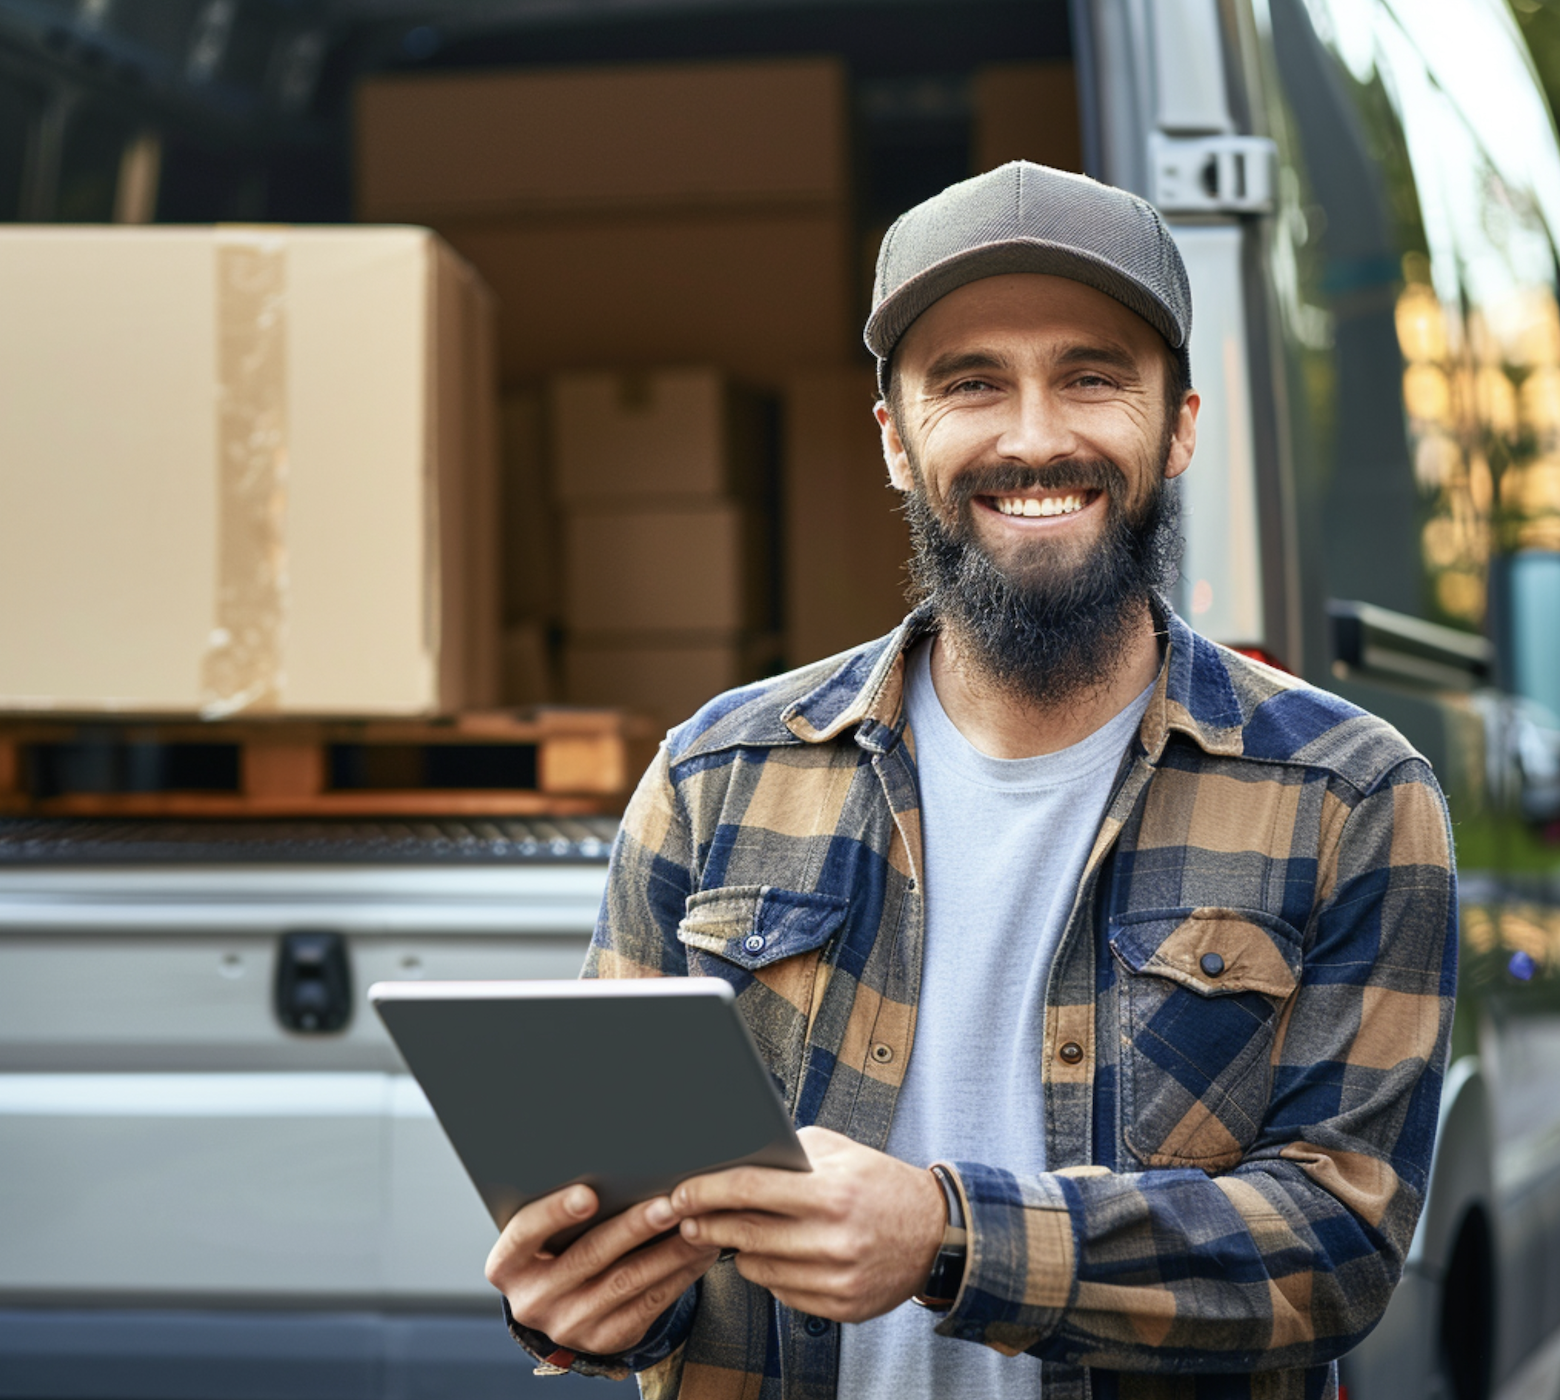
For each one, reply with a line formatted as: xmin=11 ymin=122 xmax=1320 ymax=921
xmin=926 ymin=606 xmax=1162 ymax=759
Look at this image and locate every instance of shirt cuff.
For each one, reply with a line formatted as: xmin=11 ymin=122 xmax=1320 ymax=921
xmin=928 ymin=1160 xmax=1078 ymax=1356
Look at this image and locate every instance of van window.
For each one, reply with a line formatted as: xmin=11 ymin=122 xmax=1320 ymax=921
xmin=0 ymin=79 xmax=32 ymax=221
xmin=1259 ymin=0 xmax=1560 ymax=680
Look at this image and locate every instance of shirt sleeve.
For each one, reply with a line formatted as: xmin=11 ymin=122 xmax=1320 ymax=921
xmin=503 ymin=742 xmax=703 ymax=1377
xmin=934 ymin=754 xmax=1458 ymax=1372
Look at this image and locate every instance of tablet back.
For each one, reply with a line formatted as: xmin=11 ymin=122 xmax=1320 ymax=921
xmin=371 ymin=978 xmax=808 ymax=1236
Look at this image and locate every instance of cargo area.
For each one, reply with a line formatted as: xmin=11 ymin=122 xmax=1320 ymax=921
xmin=0 ymin=0 xmax=1080 ymax=733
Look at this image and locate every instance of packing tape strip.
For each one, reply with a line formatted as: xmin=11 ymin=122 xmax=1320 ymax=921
xmin=201 ymin=231 xmax=290 ymax=718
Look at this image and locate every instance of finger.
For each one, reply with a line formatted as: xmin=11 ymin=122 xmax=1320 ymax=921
xmin=679 ymin=1209 xmax=830 ymax=1261
xmin=550 ymin=1236 xmax=719 ymax=1351
xmin=795 ymin=1125 xmax=850 ymax=1158
xmin=547 ymin=1195 xmax=684 ymax=1293
xmin=563 ymin=1246 xmax=722 ymax=1357
xmin=673 ymin=1165 xmax=816 ymax=1220
xmin=730 ymin=1250 xmax=850 ymax=1295
xmin=486 ymin=1184 xmax=599 ymax=1284
xmin=509 ymin=1229 xmax=705 ymax=1346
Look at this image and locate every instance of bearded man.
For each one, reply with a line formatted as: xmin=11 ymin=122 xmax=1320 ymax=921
xmin=487 ymin=163 xmax=1457 ymax=1400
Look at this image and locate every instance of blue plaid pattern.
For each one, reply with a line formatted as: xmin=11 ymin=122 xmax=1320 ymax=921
xmin=511 ymin=608 xmax=1457 ymax=1400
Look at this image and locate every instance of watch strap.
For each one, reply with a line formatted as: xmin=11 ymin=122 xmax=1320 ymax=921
xmin=912 ymin=1164 xmax=968 ymax=1311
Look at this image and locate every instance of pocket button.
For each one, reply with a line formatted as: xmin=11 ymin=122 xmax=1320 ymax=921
xmin=743 ymin=933 xmax=767 ymax=954
xmin=1200 ymin=952 xmax=1226 ymax=978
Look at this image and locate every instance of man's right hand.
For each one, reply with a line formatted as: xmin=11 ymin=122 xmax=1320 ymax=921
xmin=485 ymin=1185 xmax=721 ymax=1358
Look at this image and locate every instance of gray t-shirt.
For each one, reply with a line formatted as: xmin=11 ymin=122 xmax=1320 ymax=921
xmin=836 ymin=641 xmax=1153 ymax=1399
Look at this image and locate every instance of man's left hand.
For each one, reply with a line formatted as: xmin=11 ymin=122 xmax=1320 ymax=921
xmin=672 ymin=1125 xmax=947 ymax=1323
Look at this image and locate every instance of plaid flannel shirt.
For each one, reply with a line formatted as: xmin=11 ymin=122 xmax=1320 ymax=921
xmin=512 ymin=607 xmax=1457 ymax=1400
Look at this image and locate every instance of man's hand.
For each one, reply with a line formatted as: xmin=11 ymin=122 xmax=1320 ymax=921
xmin=672 ymin=1126 xmax=947 ymax=1323
xmin=485 ymin=1185 xmax=720 ymax=1357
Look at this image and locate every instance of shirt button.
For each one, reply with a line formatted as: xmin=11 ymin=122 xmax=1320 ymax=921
xmin=804 ymin=1316 xmax=830 ymax=1336
xmin=1200 ymin=952 xmax=1226 ymax=978
xmin=743 ymin=933 xmax=766 ymax=954
xmin=870 ymin=1043 xmax=894 ymax=1064
xmin=1058 ymin=1041 xmax=1084 ymax=1065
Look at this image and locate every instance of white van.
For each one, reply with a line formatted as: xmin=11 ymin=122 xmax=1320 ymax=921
xmin=2 ymin=3 xmax=1558 ymax=1398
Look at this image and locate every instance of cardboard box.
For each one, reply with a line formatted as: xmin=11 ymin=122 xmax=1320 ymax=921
xmin=564 ymin=503 xmax=771 ymax=633
xmin=499 ymin=620 xmax=557 ymax=707
xmin=550 ymin=369 xmax=771 ymax=504
xmin=973 ymin=62 xmax=1084 ymax=175
xmin=498 ymin=388 xmax=559 ymax=623
xmin=444 ymin=209 xmax=854 ymax=386
xmin=356 ymin=58 xmax=848 ymax=222
xmin=563 ymin=633 xmax=780 ymax=728
xmin=784 ymin=370 xmax=914 ymax=666
xmin=0 ymin=226 xmax=498 ymax=716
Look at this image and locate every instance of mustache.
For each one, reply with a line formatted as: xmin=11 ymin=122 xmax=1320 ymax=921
xmin=940 ymin=459 xmax=1129 ymax=513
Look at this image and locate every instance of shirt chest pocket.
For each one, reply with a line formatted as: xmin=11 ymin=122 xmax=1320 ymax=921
xmin=677 ymin=885 xmax=849 ymax=1091
xmin=1110 ymin=907 xmax=1301 ymax=1173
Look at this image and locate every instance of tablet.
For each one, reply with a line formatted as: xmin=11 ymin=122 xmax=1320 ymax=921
xmin=369 ymin=978 xmax=810 ymax=1248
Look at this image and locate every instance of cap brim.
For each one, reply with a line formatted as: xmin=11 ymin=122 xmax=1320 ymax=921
xmin=864 ymin=238 xmax=1187 ymax=363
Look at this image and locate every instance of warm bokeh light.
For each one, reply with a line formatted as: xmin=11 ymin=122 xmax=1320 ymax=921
xmin=1398 ymin=266 xmax=1560 ymax=627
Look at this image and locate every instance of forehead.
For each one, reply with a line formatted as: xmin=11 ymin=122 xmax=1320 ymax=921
xmin=895 ymin=272 xmax=1165 ymax=374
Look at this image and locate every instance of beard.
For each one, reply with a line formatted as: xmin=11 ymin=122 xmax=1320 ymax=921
xmin=902 ymin=449 xmax=1182 ymax=710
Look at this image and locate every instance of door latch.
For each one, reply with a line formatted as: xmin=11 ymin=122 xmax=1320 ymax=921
xmin=275 ymin=930 xmax=352 ymax=1033
xmin=1150 ymin=134 xmax=1277 ymax=215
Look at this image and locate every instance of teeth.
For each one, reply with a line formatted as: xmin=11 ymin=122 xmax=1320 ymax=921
xmin=995 ymin=493 xmax=1087 ymax=517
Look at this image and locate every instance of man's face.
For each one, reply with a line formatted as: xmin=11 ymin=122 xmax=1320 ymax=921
xmin=876 ymin=273 xmax=1199 ymax=703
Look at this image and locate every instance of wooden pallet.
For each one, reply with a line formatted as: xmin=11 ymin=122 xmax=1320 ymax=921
xmin=0 ymin=709 xmax=660 ymax=819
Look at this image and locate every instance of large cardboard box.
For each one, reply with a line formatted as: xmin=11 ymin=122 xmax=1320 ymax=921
xmin=0 ymin=226 xmax=499 ymax=716
xmin=564 ymin=503 xmax=770 ymax=634
xmin=785 ymin=370 xmax=914 ymax=667
xmin=444 ymin=210 xmax=853 ymax=386
xmin=550 ymin=369 xmax=770 ymax=504
xmin=563 ymin=633 xmax=779 ymax=729
xmin=357 ymin=58 xmax=848 ymax=221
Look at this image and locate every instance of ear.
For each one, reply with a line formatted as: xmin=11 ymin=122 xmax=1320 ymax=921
xmin=1163 ymin=391 xmax=1200 ymax=482
xmin=875 ymin=400 xmax=915 ymax=492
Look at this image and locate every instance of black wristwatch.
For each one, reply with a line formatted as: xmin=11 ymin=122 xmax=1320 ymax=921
xmin=912 ymin=1164 xmax=968 ymax=1311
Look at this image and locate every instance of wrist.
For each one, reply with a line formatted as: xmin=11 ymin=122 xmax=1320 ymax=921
xmin=912 ymin=1165 xmax=968 ymax=1312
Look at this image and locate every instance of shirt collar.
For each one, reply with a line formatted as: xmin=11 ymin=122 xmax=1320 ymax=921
xmin=782 ymin=602 xmax=1246 ymax=761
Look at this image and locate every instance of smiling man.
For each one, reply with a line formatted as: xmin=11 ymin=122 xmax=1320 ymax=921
xmin=488 ymin=163 xmax=1457 ymax=1400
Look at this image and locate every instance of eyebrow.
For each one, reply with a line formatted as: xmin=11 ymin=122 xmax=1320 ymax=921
xmin=1053 ymin=341 xmax=1144 ymax=378
xmin=917 ymin=340 xmax=1147 ymax=389
xmin=920 ymin=349 xmax=1014 ymax=385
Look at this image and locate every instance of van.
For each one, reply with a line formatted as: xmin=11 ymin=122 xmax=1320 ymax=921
xmin=0 ymin=3 xmax=1556 ymax=1397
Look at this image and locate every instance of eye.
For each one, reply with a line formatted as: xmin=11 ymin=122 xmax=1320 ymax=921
xmin=946 ymin=377 xmax=998 ymax=395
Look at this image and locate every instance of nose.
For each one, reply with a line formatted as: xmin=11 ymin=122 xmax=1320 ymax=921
xmin=994 ymin=383 xmax=1077 ymax=466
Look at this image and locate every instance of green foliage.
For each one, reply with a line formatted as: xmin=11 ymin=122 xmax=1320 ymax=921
xmin=1513 ymin=0 xmax=1560 ymax=125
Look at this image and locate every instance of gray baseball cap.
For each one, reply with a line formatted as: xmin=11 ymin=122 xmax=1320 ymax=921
xmin=865 ymin=161 xmax=1192 ymax=395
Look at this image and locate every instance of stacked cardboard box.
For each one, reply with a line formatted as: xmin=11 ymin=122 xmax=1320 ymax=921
xmin=0 ymin=226 xmax=498 ymax=717
xmin=972 ymin=62 xmax=1084 ymax=175
xmin=355 ymin=58 xmax=855 ymax=386
xmin=548 ymin=368 xmax=777 ymax=726
xmin=496 ymin=389 xmax=559 ymax=705
xmin=784 ymin=370 xmax=913 ymax=667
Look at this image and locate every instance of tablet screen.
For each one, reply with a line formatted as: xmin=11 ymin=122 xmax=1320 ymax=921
xmin=371 ymin=978 xmax=810 ymax=1242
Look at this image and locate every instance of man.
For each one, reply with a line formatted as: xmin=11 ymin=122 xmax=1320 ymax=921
xmin=487 ymin=162 xmax=1457 ymax=1400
